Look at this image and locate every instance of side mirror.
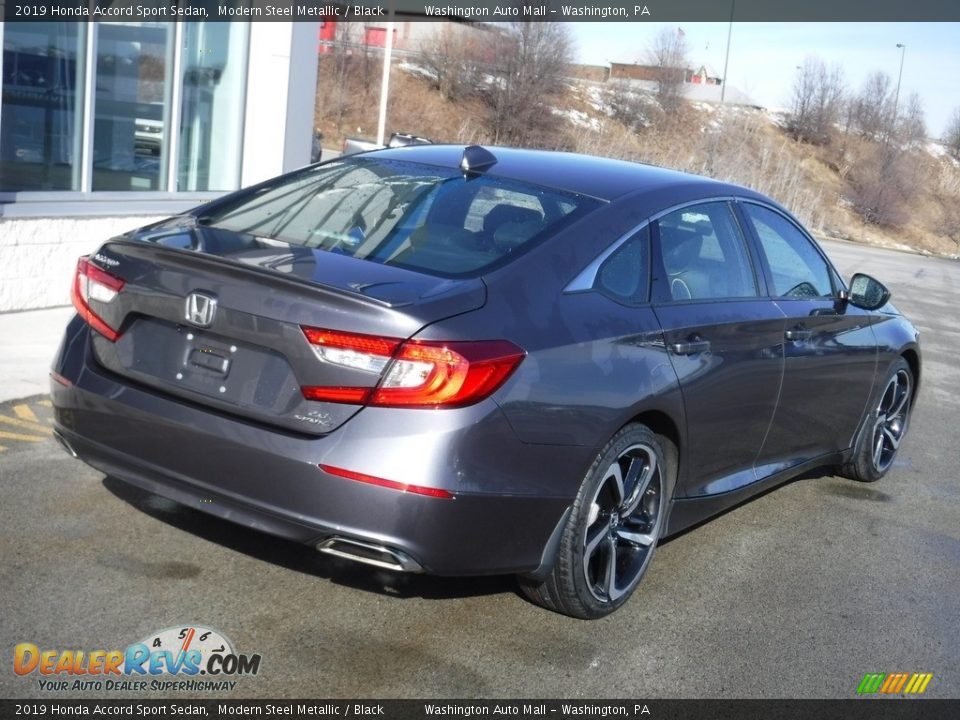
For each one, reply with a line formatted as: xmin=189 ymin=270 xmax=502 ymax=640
xmin=847 ymin=273 xmax=891 ymax=310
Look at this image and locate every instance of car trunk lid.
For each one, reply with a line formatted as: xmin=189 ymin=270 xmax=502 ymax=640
xmin=83 ymin=228 xmax=486 ymax=435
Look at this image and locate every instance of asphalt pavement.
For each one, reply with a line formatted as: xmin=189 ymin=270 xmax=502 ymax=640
xmin=0 ymin=239 xmax=957 ymax=699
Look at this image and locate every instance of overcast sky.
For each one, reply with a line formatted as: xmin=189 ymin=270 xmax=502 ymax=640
xmin=570 ymin=22 xmax=959 ymax=138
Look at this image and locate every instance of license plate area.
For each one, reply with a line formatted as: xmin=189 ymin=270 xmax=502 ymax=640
xmin=93 ymin=315 xmax=364 ymax=435
xmin=112 ymin=317 xmax=302 ymax=412
xmin=176 ymin=329 xmax=236 ymax=395
xmin=187 ymin=342 xmax=231 ymax=376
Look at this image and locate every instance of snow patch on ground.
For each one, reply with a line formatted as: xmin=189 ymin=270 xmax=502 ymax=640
xmin=399 ymin=62 xmax=436 ymax=81
xmin=552 ymin=107 xmax=603 ymax=131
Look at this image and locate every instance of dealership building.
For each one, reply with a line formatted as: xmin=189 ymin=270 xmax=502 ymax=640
xmin=0 ymin=20 xmax=320 ymax=312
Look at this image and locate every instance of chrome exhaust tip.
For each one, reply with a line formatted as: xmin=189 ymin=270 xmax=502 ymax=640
xmin=316 ymin=537 xmax=423 ymax=573
xmin=52 ymin=429 xmax=78 ymax=459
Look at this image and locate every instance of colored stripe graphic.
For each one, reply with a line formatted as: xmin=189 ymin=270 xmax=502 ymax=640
xmin=909 ymin=673 xmax=933 ymax=694
xmin=857 ymin=673 xmax=885 ymax=694
xmin=857 ymin=672 xmax=933 ymax=694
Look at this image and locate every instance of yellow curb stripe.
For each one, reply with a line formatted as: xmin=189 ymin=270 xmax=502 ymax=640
xmin=38 ymin=399 xmax=53 ymax=407
xmin=0 ymin=414 xmax=50 ymax=434
xmin=904 ymin=674 xmax=919 ymax=693
xmin=13 ymin=404 xmax=38 ymax=423
xmin=917 ymin=674 xmax=933 ymax=694
xmin=0 ymin=430 xmax=46 ymax=443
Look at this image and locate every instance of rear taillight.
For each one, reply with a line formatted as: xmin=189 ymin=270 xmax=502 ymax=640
xmin=71 ymin=256 xmax=125 ymax=341
xmin=300 ymin=326 xmax=525 ymax=408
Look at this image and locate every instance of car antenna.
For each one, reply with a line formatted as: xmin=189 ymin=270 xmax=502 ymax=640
xmin=460 ymin=146 xmax=498 ymax=177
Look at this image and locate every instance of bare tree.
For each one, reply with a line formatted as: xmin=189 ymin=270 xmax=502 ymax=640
xmin=480 ymin=22 xmax=574 ymax=146
xmin=419 ymin=23 xmax=485 ymax=102
xmin=788 ymin=57 xmax=845 ymax=145
xmin=646 ymin=27 xmax=690 ymax=116
xmin=850 ymin=71 xmax=896 ymax=141
xmin=317 ymin=22 xmax=362 ymax=132
xmin=896 ymin=92 xmax=927 ymax=148
xmin=848 ymin=142 xmax=920 ymax=227
xmin=943 ymin=107 xmax=960 ymax=160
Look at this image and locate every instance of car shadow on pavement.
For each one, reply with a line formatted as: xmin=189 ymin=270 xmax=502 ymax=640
xmin=102 ymin=476 xmax=518 ymax=601
xmin=656 ymin=466 xmax=842 ymax=544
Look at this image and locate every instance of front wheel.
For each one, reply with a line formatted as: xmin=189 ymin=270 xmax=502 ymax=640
xmin=839 ymin=357 xmax=914 ymax=483
xmin=520 ymin=424 xmax=674 ymax=619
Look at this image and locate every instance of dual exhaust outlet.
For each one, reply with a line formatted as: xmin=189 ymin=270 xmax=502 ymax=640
xmin=316 ymin=536 xmax=423 ymax=573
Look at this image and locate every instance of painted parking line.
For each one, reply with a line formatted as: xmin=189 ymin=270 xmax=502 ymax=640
xmin=0 ymin=413 xmax=51 ymax=435
xmin=0 ymin=398 xmax=54 ymax=453
xmin=13 ymin=404 xmax=39 ymax=423
xmin=0 ymin=430 xmax=46 ymax=442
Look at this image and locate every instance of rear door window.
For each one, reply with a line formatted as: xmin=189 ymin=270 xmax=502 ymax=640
xmin=654 ymin=202 xmax=759 ymax=301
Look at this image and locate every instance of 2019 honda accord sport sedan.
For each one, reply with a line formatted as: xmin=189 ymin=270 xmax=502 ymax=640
xmin=51 ymin=145 xmax=920 ymax=619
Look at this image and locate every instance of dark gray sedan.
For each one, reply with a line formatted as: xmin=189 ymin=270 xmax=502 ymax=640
xmin=51 ymin=145 xmax=920 ymax=618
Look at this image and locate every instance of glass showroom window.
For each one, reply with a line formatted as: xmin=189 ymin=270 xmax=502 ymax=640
xmin=92 ymin=22 xmax=172 ymax=191
xmin=0 ymin=23 xmax=86 ymax=191
xmin=178 ymin=23 xmax=247 ymax=191
xmin=0 ymin=21 xmax=248 ymax=196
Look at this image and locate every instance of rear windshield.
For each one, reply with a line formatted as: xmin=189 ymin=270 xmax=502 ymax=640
xmin=201 ymin=157 xmax=601 ymax=278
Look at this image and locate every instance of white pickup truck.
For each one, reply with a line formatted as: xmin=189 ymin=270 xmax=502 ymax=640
xmin=341 ymin=132 xmax=433 ymax=156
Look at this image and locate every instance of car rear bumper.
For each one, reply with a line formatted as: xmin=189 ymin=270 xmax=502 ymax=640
xmin=51 ymin=321 xmax=587 ymax=576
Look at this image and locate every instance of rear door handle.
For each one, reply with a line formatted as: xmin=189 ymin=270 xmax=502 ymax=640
xmin=670 ymin=338 xmax=711 ymax=355
xmin=785 ymin=328 xmax=813 ymax=341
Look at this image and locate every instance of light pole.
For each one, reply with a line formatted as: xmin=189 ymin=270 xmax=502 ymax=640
xmin=720 ymin=0 xmax=735 ymax=103
xmin=892 ymin=43 xmax=906 ymax=122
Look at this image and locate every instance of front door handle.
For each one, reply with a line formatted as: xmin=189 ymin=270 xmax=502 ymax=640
xmin=670 ymin=338 xmax=711 ymax=355
xmin=785 ymin=328 xmax=813 ymax=341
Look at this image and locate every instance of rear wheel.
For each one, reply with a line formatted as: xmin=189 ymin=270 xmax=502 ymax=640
xmin=520 ymin=424 xmax=674 ymax=619
xmin=840 ymin=357 xmax=913 ymax=483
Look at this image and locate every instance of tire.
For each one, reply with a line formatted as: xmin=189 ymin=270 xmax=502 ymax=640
xmin=839 ymin=357 xmax=913 ymax=483
xmin=519 ymin=424 xmax=675 ymax=619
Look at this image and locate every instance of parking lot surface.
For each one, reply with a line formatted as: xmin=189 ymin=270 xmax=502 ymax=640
xmin=1 ymin=240 xmax=957 ymax=699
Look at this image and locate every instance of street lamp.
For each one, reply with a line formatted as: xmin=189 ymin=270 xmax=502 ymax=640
xmin=892 ymin=43 xmax=906 ymax=122
xmin=720 ymin=0 xmax=735 ymax=103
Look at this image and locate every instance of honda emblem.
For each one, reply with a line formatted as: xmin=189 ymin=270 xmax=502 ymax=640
xmin=185 ymin=292 xmax=217 ymax=327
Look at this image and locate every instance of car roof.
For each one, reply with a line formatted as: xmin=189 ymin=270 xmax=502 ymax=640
xmin=369 ymin=144 xmax=762 ymax=203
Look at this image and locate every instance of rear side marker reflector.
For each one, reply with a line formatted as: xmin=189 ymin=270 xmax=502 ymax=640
xmin=319 ymin=464 xmax=455 ymax=499
xmin=71 ymin=256 xmax=125 ymax=342
xmin=301 ymin=386 xmax=371 ymax=404
xmin=50 ymin=371 xmax=73 ymax=387
xmin=301 ymin=326 xmax=525 ymax=408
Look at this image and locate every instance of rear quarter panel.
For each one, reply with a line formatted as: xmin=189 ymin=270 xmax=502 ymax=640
xmin=413 ymin=202 xmax=687 ymax=497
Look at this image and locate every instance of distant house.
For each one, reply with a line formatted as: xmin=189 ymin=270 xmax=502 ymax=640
xmin=319 ymin=19 xmax=434 ymax=52
xmin=609 ymin=63 xmax=665 ymax=82
xmin=319 ymin=19 xmax=491 ymax=53
xmin=569 ymin=64 xmax=611 ymax=83
xmin=688 ymin=65 xmax=723 ymax=86
xmin=609 ymin=61 xmax=725 ymax=87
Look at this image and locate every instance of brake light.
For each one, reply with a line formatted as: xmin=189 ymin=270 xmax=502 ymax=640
xmin=319 ymin=464 xmax=454 ymax=499
xmin=300 ymin=326 xmax=525 ymax=408
xmin=71 ymin=257 xmax=125 ymax=341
